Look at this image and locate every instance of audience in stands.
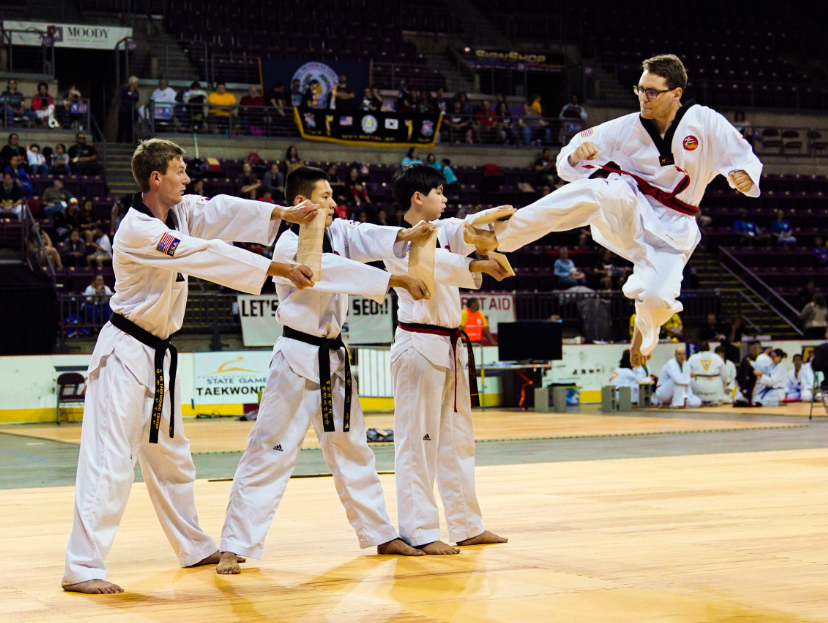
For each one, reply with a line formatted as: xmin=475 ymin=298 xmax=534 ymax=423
xmin=116 ymin=76 xmax=140 ymax=143
xmin=699 ymin=313 xmax=729 ymax=342
xmin=181 ymin=81 xmax=209 ymax=131
xmin=0 ymin=169 xmax=24 ymax=216
xmin=733 ymin=110 xmax=752 ymax=142
xmin=68 ymin=133 xmax=99 ymax=175
xmin=54 ymin=198 xmax=80 ymax=238
xmin=534 ymin=147 xmax=558 ymax=187
xmin=235 ymin=163 xmax=261 ymax=199
xmin=77 ymin=198 xmax=98 ymax=243
xmin=50 ymin=143 xmax=70 ymax=174
xmin=208 ymin=82 xmax=237 ymax=134
xmin=662 ymin=313 xmax=684 ymax=341
xmin=559 ymin=95 xmax=588 ymax=121
xmin=264 ymin=82 xmax=287 ymax=117
xmin=770 ymin=210 xmax=796 ymax=246
xmin=592 ymin=249 xmax=627 ymax=290
xmin=333 ymin=74 xmax=356 ymax=110
xmin=0 ymin=133 xmax=24 ymax=165
xmin=34 ymin=221 xmax=62 ymax=269
xmin=60 ymin=85 xmax=84 ymax=129
xmin=559 ymin=95 xmax=587 ymax=143
xmin=61 ymin=229 xmax=86 ymax=267
xmin=529 ymin=93 xmax=543 ymax=115
xmin=7 ymin=154 xmax=32 ymax=196
xmin=27 ymin=143 xmax=47 ymax=174
xmin=474 ymin=100 xmax=498 ymax=143
xmin=361 ymin=87 xmax=380 ymax=111
xmin=41 ymin=177 xmax=74 ymax=217
xmin=86 ymin=223 xmax=112 ymax=269
xmin=494 ymin=101 xmax=515 ymax=144
xmin=439 ymin=158 xmax=459 ymax=196
xmin=262 ymin=162 xmax=285 ymax=200
xmin=518 ymin=102 xmax=551 ymax=145
xmin=734 ymin=208 xmax=765 ymax=245
xmin=326 ymin=163 xmax=347 ymax=204
xmin=727 ymin=314 xmax=749 ymax=344
xmin=554 ymin=247 xmax=586 ymax=288
xmin=289 ymin=79 xmax=303 ymax=108
xmin=345 ymin=166 xmax=370 ymax=206
xmin=800 ymin=294 xmax=828 ymax=339
xmin=796 ymin=278 xmax=817 ymax=311
xmin=0 ymin=79 xmax=27 ymax=127
xmin=189 ymin=179 xmax=212 ymax=200
xmin=813 ymin=237 xmax=828 ymax=264
xmin=285 ymin=145 xmax=304 ymax=174
xmin=446 ymin=100 xmax=473 ymax=144
xmin=31 ymin=82 xmax=55 ymax=128
xmin=83 ymin=274 xmax=112 ymax=324
xmin=151 ymin=77 xmax=177 ymax=106
xmin=401 ymin=147 xmax=422 ymax=167
xmin=239 ymin=85 xmax=265 ymax=135
xmin=375 ymin=207 xmax=389 ymax=226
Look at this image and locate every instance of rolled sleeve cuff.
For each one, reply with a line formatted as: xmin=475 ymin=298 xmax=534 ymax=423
xmin=240 ymin=253 xmax=272 ymax=295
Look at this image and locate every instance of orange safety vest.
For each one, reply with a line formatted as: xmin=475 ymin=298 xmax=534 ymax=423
xmin=464 ymin=309 xmax=485 ymax=342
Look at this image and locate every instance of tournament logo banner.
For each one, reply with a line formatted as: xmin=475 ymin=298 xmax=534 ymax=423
xmin=294 ymin=108 xmax=442 ymax=147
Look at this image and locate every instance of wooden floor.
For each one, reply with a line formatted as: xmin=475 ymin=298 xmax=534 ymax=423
xmin=2 ymin=410 xmax=803 ymax=452
xmin=4 ymin=447 xmax=828 ymax=622
xmin=686 ymin=401 xmax=828 ymax=417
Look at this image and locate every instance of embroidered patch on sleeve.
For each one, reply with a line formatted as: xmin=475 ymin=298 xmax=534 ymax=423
xmin=156 ymin=232 xmax=181 ymax=257
xmin=580 ymin=128 xmax=594 ymax=138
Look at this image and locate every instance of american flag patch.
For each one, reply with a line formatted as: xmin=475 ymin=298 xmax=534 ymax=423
xmin=156 ymin=232 xmax=180 ymax=257
xmin=580 ymin=128 xmax=594 ymax=138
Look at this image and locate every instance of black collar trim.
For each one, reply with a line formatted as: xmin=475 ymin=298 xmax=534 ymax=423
xmin=130 ymin=192 xmax=177 ymax=229
xmin=639 ymin=99 xmax=696 ymax=167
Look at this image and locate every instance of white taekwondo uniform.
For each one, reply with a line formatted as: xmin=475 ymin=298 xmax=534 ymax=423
xmin=688 ymin=350 xmax=728 ymax=404
xmin=220 ymin=220 xmax=406 ymax=557
xmin=654 ymin=357 xmax=701 ymax=408
xmin=753 ymin=361 xmax=788 ymax=406
xmin=734 ymin=352 xmax=775 ymax=404
xmin=383 ymin=215 xmax=487 ymax=547
xmin=493 ymin=101 xmax=762 ymax=356
xmin=63 ymin=193 xmax=281 ymax=587
xmin=723 ymin=358 xmax=737 ymax=402
xmin=610 ymin=367 xmax=641 ymax=403
xmin=786 ymin=364 xmax=814 ymax=402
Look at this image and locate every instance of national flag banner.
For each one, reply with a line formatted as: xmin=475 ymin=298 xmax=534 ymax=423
xmin=294 ymin=109 xmax=442 ymax=147
xmin=340 ymin=116 xmax=353 ymax=126
xmin=385 ymin=118 xmax=399 ymax=130
xmin=156 ymin=232 xmax=181 ymax=257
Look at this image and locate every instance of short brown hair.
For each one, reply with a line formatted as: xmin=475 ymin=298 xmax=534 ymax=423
xmin=131 ymin=139 xmax=185 ymax=192
xmin=641 ymin=54 xmax=687 ymax=91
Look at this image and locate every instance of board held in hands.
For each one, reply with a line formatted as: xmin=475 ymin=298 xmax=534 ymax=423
xmin=488 ymin=251 xmax=515 ymax=277
xmin=408 ymin=228 xmax=437 ymax=296
xmin=296 ymin=207 xmax=328 ymax=283
xmin=471 ymin=206 xmax=516 ymax=226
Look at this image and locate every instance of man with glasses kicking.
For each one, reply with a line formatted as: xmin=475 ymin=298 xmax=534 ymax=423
xmin=489 ymin=54 xmax=762 ymax=365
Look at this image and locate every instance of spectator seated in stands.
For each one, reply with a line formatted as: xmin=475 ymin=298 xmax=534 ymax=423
xmin=813 ymin=237 xmax=828 ymax=264
xmin=7 ymin=155 xmax=32 ymax=196
xmin=34 ymin=221 xmax=62 ymax=269
xmin=50 ymin=143 xmax=70 ymax=174
xmin=733 ymin=109 xmax=752 ymax=142
xmin=54 ymin=198 xmax=80 ymax=238
xmin=559 ymin=94 xmax=588 ymax=144
xmin=375 ymin=208 xmax=389 ymax=226
xmin=239 ymin=85 xmax=266 ymax=135
xmin=474 ymin=99 xmax=498 ymax=144
xmin=31 ymin=82 xmax=56 ymax=128
xmin=148 ymin=77 xmax=177 ymax=128
xmin=264 ymin=81 xmax=287 ymax=117
xmin=257 ymin=189 xmax=275 ymax=204
xmin=77 ymin=198 xmax=98 ymax=243
xmin=440 ymin=158 xmax=459 ymax=196
xmin=0 ymin=169 xmax=24 ymax=216
xmin=800 ymin=293 xmax=828 ymax=339
xmin=109 ymin=194 xmax=131 ymax=236
xmin=361 ymin=87 xmax=379 ymax=112
xmin=68 ymin=132 xmax=99 ymax=175
xmin=495 ymin=101 xmax=515 ymax=144
xmin=401 ymin=147 xmax=422 ymax=167
xmin=116 ymin=76 xmax=140 ymax=143
xmin=445 ymin=100 xmax=473 ymax=144
xmin=534 ymin=147 xmax=558 ymax=187
xmin=662 ymin=312 xmax=683 ymax=341
xmin=41 ymin=177 xmax=75 ymax=217
xmin=262 ymin=162 xmax=285 ymax=201
xmin=83 ymin=274 xmax=112 ymax=325
xmin=395 ymin=80 xmax=412 ymax=113
xmin=345 ymin=166 xmax=370 ymax=206
xmin=289 ymin=78 xmax=303 ymax=108
xmin=61 ymin=229 xmax=87 ymax=267
xmin=188 ymin=178 xmax=213 ymax=199
xmin=300 ymin=79 xmax=326 ymax=110
xmin=554 ymin=247 xmax=586 ymax=288
xmin=208 ymin=81 xmax=237 ymax=134
xmin=27 ymin=143 xmax=47 ymax=174
xmin=770 ymin=209 xmax=796 ymax=246
xmin=0 ymin=133 xmax=24 ymax=166
xmin=592 ymin=249 xmax=627 ymax=290
xmin=430 ymin=87 xmax=450 ymax=114
xmin=86 ymin=222 xmax=112 ymax=269
xmin=59 ymin=85 xmax=84 ymax=129
xmin=518 ymin=101 xmax=551 ymax=146
xmin=699 ymin=312 xmax=728 ymax=343
xmin=326 ymin=163 xmax=347 ymax=205
xmin=356 ymin=210 xmax=369 ymax=223
xmin=285 ymin=145 xmax=304 ymax=174
xmin=332 ymin=74 xmax=356 ymax=110
xmin=0 ymin=79 xmax=28 ymax=128
xmin=733 ymin=208 xmax=765 ymax=245
xmin=181 ymin=81 xmax=209 ymax=131
xmin=235 ymin=162 xmax=261 ymax=199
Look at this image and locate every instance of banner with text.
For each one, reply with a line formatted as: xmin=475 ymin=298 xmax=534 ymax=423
xmin=194 ymin=351 xmax=272 ymax=404
xmin=459 ymin=293 xmax=515 ymax=335
xmin=294 ymin=108 xmax=442 ymax=147
xmin=3 ymin=21 xmax=133 ymax=49
xmin=238 ymin=294 xmax=282 ymax=347
xmin=343 ymin=295 xmax=394 ymax=345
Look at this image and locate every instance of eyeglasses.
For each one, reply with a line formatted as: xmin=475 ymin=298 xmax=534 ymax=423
xmin=633 ymin=86 xmax=675 ymax=101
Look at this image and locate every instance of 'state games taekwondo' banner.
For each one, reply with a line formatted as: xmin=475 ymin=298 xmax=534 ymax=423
xmin=295 ymin=108 xmax=442 ymax=147
xmin=461 ymin=49 xmax=564 ymax=72
xmin=194 ymin=351 xmax=271 ymax=404
xmin=260 ymin=58 xmax=370 ymax=106
xmin=2 ymin=20 xmax=133 ymax=49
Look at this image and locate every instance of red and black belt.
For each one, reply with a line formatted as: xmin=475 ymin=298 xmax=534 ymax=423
xmin=398 ymin=322 xmax=480 ymax=410
xmin=583 ymin=164 xmax=698 ymax=216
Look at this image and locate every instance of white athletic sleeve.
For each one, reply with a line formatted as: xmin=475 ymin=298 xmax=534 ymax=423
xmin=556 ymin=116 xmax=623 ymax=182
xmin=179 ymin=194 xmax=281 ymax=244
xmin=332 ymin=219 xmax=401 ymax=263
xmin=707 ymin=110 xmax=762 ymax=197
xmin=114 ymin=216 xmax=271 ymax=294
xmin=383 ymin=247 xmax=479 ymax=290
xmin=436 ymin=217 xmax=476 ymax=256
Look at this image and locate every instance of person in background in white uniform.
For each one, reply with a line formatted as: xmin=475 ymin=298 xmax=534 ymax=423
xmin=62 ymin=139 xmax=318 ymax=595
xmin=714 ymin=344 xmax=737 ymax=402
xmin=654 ymin=345 xmax=701 ymax=408
xmin=688 ymin=342 xmax=728 ymax=405
xmin=751 ymin=349 xmax=789 ymax=406
xmin=384 ymin=164 xmax=510 ymax=555
xmin=610 ymin=349 xmax=641 ymax=404
xmin=491 ymin=54 xmax=761 ymax=368
xmin=734 ymin=341 xmax=773 ymax=406
xmin=217 ymin=167 xmax=437 ymax=574
xmin=786 ymin=353 xmax=814 ymax=402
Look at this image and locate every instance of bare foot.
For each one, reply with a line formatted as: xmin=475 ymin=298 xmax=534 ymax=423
xmin=630 ymin=328 xmax=650 ymax=368
xmin=456 ymin=530 xmax=508 ymax=546
xmin=377 ymin=538 xmax=425 ymax=556
xmin=189 ymin=550 xmax=246 ymax=568
xmin=63 ymin=579 xmax=124 ymax=594
xmin=417 ymin=540 xmax=460 ymax=555
xmin=216 ymin=551 xmax=241 ymax=575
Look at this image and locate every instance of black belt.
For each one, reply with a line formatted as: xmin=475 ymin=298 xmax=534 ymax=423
xmin=110 ymin=313 xmax=178 ymax=444
xmin=398 ymin=322 xmax=480 ymax=410
xmin=282 ymin=326 xmax=351 ymax=432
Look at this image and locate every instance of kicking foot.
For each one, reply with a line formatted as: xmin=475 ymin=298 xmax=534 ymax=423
xmin=456 ymin=530 xmax=508 ymax=546
xmin=63 ymin=579 xmax=124 ymax=594
xmin=377 ymin=538 xmax=425 ymax=556
xmin=216 ymin=551 xmax=242 ymax=575
xmin=190 ymin=550 xmax=246 ymax=568
xmin=417 ymin=541 xmax=460 ymax=555
xmin=630 ymin=328 xmax=650 ymax=368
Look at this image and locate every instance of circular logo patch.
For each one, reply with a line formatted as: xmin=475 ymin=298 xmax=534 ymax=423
xmin=292 ymin=62 xmax=339 ymax=108
xmin=361 ymin=114 xmax=378 ymax=134
xmin=683 ymin=135 xmax=699 ymax=151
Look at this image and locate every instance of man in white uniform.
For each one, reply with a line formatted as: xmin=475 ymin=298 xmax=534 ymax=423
xmin=714 ymin=345 xmax=737 ymax=403
xmin=217 ymin=167 xmax=437 ymax=573
xmin=491 ymin=54 xmax=762 ymax=366
xmin=384 ymin=165 xmax=509 ymax=555
xmin=63 ymin=139 xmax=319 ymax=594
xmin=688 ymin=343 xmax=728 ymax=405
xmin=654 ymin=345 xmax=701 ymax=408
xmin=786 ymin=353 xmax=814 ymax=402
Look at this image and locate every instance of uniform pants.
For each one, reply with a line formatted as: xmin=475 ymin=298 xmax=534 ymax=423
xmin=655 ymin=383 xmax=702 ymax=408
xmin=691 ymin=377 xmax=725 ymax=404
xmin=495 ymin=178 xmax=696 ymax=356
xmin=220 ymin=353 xmax=398 ymax=558
xmin=391 ymin=345 xmax=484 ymax=546
xmin=63 ymin=354 xmax=216 ymax=586
xmin=787 ymin=389 xmax=814 ymax=402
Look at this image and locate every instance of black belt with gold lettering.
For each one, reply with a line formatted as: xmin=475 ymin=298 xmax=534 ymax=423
xmin=282 ymin=326 xmax=351 ymax=432
xmin=110 ymin=312 xmax=178 ymax=444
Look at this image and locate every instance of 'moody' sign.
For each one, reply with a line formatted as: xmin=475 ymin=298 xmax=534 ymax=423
xmin=2 ymin=21 xmax=133 ymax=49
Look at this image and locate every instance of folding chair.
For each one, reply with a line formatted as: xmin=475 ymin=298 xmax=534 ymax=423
xmin=56 ymin=372 xmax=85 ymax=425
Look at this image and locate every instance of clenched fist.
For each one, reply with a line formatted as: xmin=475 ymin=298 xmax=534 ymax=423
xmin=469 ymin=258 xmax=510 ymax=281
xmin=729 ymin=170 xmax=754 ymax=194
xmin=463 ymin=222 xmax=498 ymax=253
xmin=389 ymin=275 xmax=431 ymax=300
xmin=268 ymin=261 xmax=314 ymax=289
xmin=568 ymin=141 xmax=599 ymax=167
xmin=397 ymin=220 xmax=437 ymax=244
xmin=279 ymin=200 xmax=319 ymax=225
